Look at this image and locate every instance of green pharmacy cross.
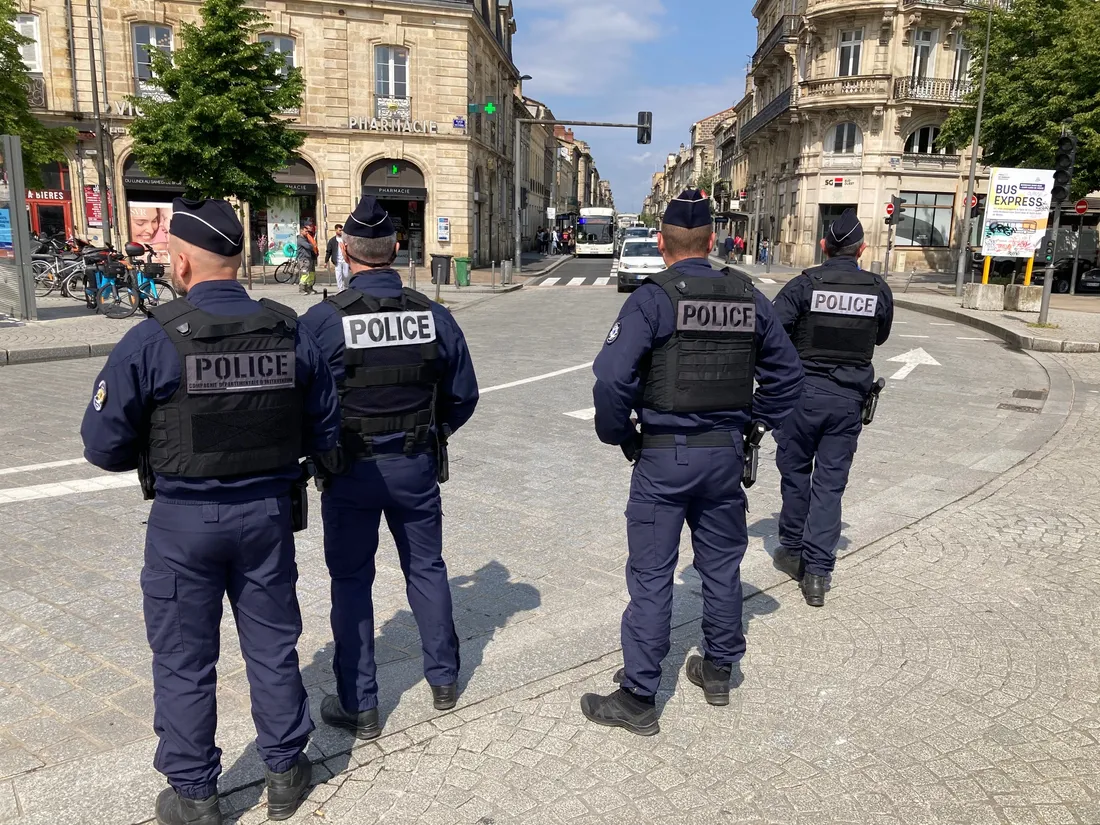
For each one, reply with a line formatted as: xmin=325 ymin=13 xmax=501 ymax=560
xmin=484 ymin=102 xmax=497 ymax=114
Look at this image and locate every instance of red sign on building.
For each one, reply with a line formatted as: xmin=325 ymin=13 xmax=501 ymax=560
xmin=84 ymin=185 xmax=112 ymax=229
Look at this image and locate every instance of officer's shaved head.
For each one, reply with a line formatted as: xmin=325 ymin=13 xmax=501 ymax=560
xmin=168 ymin=234 xmax=241 ymax=296
xmin=658 ymin=224 xmax=715 ymax=264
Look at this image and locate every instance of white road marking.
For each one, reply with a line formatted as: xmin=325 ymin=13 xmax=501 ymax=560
xmin=887 ymin=347 xmax=941 ymax=380
xmin=958 ymin=336 xmax=991 ymax=341
xmin=0 ymin=457 xmax=87 ymax=477
xmin=564 ymin=407 xmax=596 ymax=420
xmin=594 ymin=277 xmax=610 ymax=286
xmin=758 ymin=278 xmax=777 ymax=284
xmin=0 ymin=472 xmax=140 ymax=505
xmin=893 ymin=321 xmax=910 ymax=324
xmin=540 ymin=277 xmax=560 ymax=287
xmin=930 ymin=322 xmax=955 ymax=326
xmin=481 ymin=362 xmax=594 ymax=395
xmin=898 ymin=334 xmax=930 ymax=339
xmin=566 ymin=277 xmax=586 ymax=286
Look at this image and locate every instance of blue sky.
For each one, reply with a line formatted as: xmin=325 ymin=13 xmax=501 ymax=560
xmin=511 ymin=0 xmax=758 ymax=213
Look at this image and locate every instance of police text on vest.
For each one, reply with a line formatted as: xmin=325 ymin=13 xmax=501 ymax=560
xmin=811 ymin=290 xmax=878 ymax=317
xmin=185 ymin=352 xmax=296 ymax=393
xmin=677 ymin=300 xmax=756 ymax=333
xmin=343 ymin=311 xmax=437 ymax=349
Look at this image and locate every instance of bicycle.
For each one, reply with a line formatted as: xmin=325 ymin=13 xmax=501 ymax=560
xmin=274 ymin=258 xmax=309 ymax=284
xmin=96 ymin=244 xmax=176 ymax=319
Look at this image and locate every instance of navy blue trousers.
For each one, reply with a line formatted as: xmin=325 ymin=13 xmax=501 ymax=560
xmin=142 ymin=497 xmax=312 ymax=799
xmin=775 ymin=385 xmax=863 ymax=577
xmin=321 ymin=452 xmax=458 ymax=712
xmin=621 ymin=441 xmax=748 ymax=698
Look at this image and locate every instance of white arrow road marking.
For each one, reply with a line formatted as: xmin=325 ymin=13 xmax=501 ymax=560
xmin=564 ymin=407 xmax=596 ymax=420
xmin=887 ymin=347 xmax=941 ymax=380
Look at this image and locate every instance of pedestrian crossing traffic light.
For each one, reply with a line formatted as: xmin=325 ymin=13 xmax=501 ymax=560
xmin=637 ymin=111 xmax=652 ymax=145
xmin=1052 ymin=134 xmax=1077 ymax=203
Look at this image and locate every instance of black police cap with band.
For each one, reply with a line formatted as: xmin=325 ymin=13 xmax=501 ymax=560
xmin=662 ymin=189 xmax=713 ymax=230
xmin=827 ymin=208 xmax=865 ymax=247
xmin=168 ymin=197 xmax=244 ymax=257
xmin=344 ymin=196 xmax=396 ymax=239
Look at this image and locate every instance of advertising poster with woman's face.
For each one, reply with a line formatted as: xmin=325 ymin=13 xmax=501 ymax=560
xmin=128 ymin=202 xmax=172 ymax=264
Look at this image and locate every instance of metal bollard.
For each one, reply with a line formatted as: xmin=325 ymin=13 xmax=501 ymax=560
xmin=491 ymin=262 xmax=497 ymax=289
xmin=409 ymin=261 xmax=417 ymax=290
xmin=502 ymin=260 xmax=513 ymax=285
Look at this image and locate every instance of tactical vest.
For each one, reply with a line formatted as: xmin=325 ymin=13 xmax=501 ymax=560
xmin=146 ymin=298 xmax=304 ymax=478
xmin=793 ymin=265 xmax=880 ymax=365
xmin=640 ymin=268 xmax=757 ymax=414
xmin=326 ymin=287 xmax=442 ymax=456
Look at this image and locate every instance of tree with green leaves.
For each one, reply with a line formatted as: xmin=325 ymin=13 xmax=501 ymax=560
xmin=940 ymin=0 xmax=1100 ymax=199
xmin=0 ymin=0 xmax=74 ymax=188
xmin=127 ymin=0 xmax=305 ymax=206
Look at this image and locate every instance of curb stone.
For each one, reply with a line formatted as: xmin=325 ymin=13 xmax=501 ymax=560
xmin=893 ymin=296 xmax=1100 ymax=353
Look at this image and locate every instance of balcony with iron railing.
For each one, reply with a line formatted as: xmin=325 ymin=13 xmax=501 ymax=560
xmin=901 ymin=0 xmax=1012 ymax=9
xmin=752 ymin=15 xmax=799 ymax=68
xmin=26 ymin=74 xmax=46 ymax=109
xmin=902 ymin=153 xmax=962 ymax=171
xmin=375 ymin=94 xmax=412 ymax=120
xmin=134 ymin=77 xmax=169 ymax=102
xmin=895 ymin=77 xmax=972 ymax=103
xmin=798 ymin=74 xmax=891 ymax=105
xmin=739 ymin=86 xmax=793 ymax=142
xmin=807 ymin=0 xmax=895 ymax=17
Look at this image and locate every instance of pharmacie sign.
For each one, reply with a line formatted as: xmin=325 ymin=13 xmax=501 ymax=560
xmin=349 ymin=117 xmax=440 ymax=134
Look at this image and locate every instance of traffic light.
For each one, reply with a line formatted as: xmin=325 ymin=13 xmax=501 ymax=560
xmin=885 ymin=195 xmax=907 ymax=226
xmin=1043 ymin=235 xmax=1056 ymax=262
xmin=971 ymin=193 xmax=987 ymax=219
xmin=1052 ymin=134 xmax=1077 ymax=203
xmin=637 ymin=111 xmax=652 ymax=145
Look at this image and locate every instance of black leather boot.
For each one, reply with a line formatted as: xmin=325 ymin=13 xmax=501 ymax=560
xmin=579 ymin=688 xmax=660 ymax=736
xmin=155 ymin=787 xmax=222 ymax=825
xmin=431 ymin=683 xmax=458 ymax=710
xmin=684 ymin=655 xmax=735 ymax=706
xmin=801 ymin=573 xmax=826 ymax=607
xmin=773 ymin=550 xmax=805 ymax=581
xmin=265 ymin=754 xmax=312 ymax=821
xmin=320 ymin=695 xmax=381 ymax=740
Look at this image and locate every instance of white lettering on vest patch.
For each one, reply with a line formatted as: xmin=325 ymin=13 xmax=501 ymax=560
xmin=185 ymin=352 xmax=296 ymax=393
xmin=677 ymin=300 xmax=756 ymax=333
xmin=810 ymin=290 xmax=878 ymax=317
xmin=342 ymin=311 xmax=437 ymax=349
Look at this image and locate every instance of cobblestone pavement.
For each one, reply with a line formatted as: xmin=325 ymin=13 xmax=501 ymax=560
xmin=0 ymin=260 xmax=1093 ymax=824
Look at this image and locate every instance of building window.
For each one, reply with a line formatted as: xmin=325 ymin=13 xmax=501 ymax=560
xmin=912 ymin=29 xmax=937 ymax=80
xmin=15 ymin=14 xmax=41 ymax=73
xmin=133 ymin=24 xmax=173 ymax=81
xmin=260 ymin=34 xmax=295 ymax=76
xmin=838 ymin=29 xmax=862 ymax=77
xmin=826 ymin=122 xmax=861 ymax=154
xmin=896 ymin=191 xmax=953 ymax=247
xmin=905 ymin=125 xmax=951 ymax=155
xmin=375 ymin=46 xmax=409 ymax=99
xmin=953 ymin=37 xmax=971 ymax=83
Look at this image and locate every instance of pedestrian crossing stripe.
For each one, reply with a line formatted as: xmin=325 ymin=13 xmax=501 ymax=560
xmin=533 ymin=274 xmax=617 ymax=287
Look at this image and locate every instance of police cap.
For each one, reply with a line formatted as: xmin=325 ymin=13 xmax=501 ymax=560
xmin=344 ymin=196 xmax=396 ymax=239
xmin=168 ymin=198 xmax=244 ymax=257
xmin=827 ymin=208 xmax=864 ymax=247
xmin=662 ymin=189 xmax=713 ymax=230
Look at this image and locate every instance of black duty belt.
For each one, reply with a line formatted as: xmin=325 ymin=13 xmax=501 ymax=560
xmin=641 ymin=432 xmax=738 ymax=449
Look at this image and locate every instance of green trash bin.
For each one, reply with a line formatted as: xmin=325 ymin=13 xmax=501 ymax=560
xmin=455 ymin=257 xmax=471 ymax=287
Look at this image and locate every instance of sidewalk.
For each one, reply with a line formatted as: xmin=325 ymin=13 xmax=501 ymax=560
xmin=0 ymin=270 xmax=531 ymax=366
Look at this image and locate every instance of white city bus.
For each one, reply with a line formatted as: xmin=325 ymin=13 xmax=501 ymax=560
xmin=575 ymin=207 xmax=617 ymax=256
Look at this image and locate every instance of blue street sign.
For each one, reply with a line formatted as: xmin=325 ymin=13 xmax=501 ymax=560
xmin=453 ymin=117 xmax=467 ymax=129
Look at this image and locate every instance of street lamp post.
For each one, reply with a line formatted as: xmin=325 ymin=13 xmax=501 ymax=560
xmin=950 ymin=0 xmax=995 ymax=297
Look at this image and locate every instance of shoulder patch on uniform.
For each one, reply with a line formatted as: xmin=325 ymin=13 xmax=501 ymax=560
xmin=93 ymin=379 xmax=107 ymax=412
xmin=606 ymin=321 xmax=622 ymax=345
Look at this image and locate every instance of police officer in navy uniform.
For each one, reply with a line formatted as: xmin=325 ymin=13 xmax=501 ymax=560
xmin=582 ymin=190 xmax=804 ymax=735
xmin=300 ymin=197 xmax=479 ymax=739
xmin=80 ymin=198 xmax=341 ymax=825
xmin=771 ymin=208 xmax=893 ymax=607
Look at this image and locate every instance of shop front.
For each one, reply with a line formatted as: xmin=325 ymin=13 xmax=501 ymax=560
xmin=26 ymin=162 xmax=74 ymax=238
xmin=361 ymin=159 xmax=427 ymax=266
xmin=122 ymin=157 xmax=185 ymax=264
xmin=249 ymin=159 xmax=319 ymax=266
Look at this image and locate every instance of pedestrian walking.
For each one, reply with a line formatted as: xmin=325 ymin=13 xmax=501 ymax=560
xmin=80 ymin=198 xmax=342 ymax=825
xmin=552 ymin=228 xmax=560 ymax=254
xmin=300 ymin=196 xmax=480 ymax=739
xmin=297 ymin=221 xmax=318 ymax=294
xmin=734 ymin=233 xmax=745 ymax=259
xmin=770 ymin=209 xmax=894 ymax=607
xmin=760 ymin=237 xmax=770 ymax=265
xmin=723 ymin=233 xmax=735 ymax=263
xmin=325 ymin=223 xmax=350 ymax=290
xmin=582 ymin=189 xmax=804 ymax=735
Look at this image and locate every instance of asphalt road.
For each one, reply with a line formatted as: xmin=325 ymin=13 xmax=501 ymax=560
xmin=0 ymin=259 xmax=1071 ymax=824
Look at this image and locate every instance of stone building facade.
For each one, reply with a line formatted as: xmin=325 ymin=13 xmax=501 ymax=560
xmin=738 ymin=0 xmax=995 ymax=271
xmin=22 ymin=0 xmax=519 ymax=267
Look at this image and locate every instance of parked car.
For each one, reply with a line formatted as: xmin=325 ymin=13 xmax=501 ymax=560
xmin=1031 ymin=258 xmax=1100 ymax=293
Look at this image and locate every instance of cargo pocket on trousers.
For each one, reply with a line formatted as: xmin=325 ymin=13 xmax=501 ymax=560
xmin=625 ymin=500 xmax=658 ymax=571
xmin=141 ymin=569 xmax=184 ymax=654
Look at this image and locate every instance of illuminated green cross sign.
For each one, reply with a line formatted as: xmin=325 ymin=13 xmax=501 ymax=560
xmin=484 ymin=102 xmax=497 ymax=114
